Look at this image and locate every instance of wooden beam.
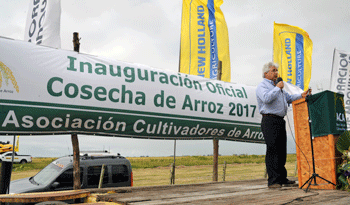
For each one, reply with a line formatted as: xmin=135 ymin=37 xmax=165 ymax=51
xmin=71 ymin=134 xmax=81 ymax=190
xmin=72 ymin=32 xmax=81 ymax=190
xmin=213 ymin=139 xmax=219 ymax=181
xmin=171 ymin=140 xmax=176 ymax=184
xmin=213 ymin=61 xmax=223 ymax=181
xmin=73 ymin=32 xmax=80 ymax=52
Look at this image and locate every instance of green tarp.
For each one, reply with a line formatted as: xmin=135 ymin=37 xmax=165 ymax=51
xmin=307 ymin=90 xmax=347 ymax=137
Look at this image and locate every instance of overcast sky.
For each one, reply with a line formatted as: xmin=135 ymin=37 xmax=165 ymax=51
xmin=1 ymin=0 xmax=350 ymax=157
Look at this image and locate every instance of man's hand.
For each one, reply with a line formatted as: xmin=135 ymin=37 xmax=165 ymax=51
xmin=302 ymin=88 xmax=312 ymax=98
xmin=276 ymin=81 xmax=284 ymax=89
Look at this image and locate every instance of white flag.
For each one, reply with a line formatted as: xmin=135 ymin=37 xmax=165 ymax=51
xmin=330 ymin=48 xmax=350 ymax=130
xmin=24 ymin=0 xmax=61 ymax=48
xmin=283 ymin=81 xmax=303 ymax=96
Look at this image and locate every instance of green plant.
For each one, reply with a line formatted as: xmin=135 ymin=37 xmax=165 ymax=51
xmin=336 ymin=131 xmax=350 ymax=190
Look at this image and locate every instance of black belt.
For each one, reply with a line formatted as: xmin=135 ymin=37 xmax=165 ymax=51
xmin=262 ymin=114 xmax=283 ymax=119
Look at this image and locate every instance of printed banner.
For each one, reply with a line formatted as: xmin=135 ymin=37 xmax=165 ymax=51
xmin=24 ymin=0 xmax=61 ymax=48
xmin=0 ymin=37 xmax=263 ymax=143
xmin=330 ymin=48 xmax=350 ymax=130
xmin=180 ymin=0 xmax=231 ymax=82
xmin=273 ymin=22 xmax=313 ymax=91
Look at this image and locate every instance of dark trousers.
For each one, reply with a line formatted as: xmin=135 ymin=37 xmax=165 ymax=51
xmin=261 ymin=115 xmax=287 ymax=186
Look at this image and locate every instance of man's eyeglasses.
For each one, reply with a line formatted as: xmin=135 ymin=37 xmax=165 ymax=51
xmin=269 ymin=68 xmax=278 ymax=73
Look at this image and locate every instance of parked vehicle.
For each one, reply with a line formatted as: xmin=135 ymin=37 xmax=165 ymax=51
xmin=9 ymin=153 xmax=133 ymax=194
xmin=0 ymin=152 xmax=32 ymax=164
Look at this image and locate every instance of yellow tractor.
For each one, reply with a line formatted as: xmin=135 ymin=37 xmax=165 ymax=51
xmin=0 ymin=141 xmax=13 ymax=154
xmin=0 ymin=137 xmax=19 ymax=154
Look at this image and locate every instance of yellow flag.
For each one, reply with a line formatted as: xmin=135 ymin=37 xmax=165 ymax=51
xmin=180 ymin=0 xmax=231 ymax=82
xmin=273 ymin=22 xmax=313 ymax=91
xmin=14 ymin=135 xmax=19 ymax=152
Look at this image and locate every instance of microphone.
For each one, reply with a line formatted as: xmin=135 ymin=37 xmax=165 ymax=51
xmin=305 ymin=88 xmax=311 ymax=102
xmin=276 ymin=77 xmax=283 ymax=92
xmin=306 ymin=87 xmax=312 ymax=100
xmin=308 ymin=87 xmax=312 ymax=96
xmin=276 ymin=77 xmax=283 ymax=84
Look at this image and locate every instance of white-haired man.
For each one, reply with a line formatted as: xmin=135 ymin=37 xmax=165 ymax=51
xmin=256 ymin=62 xmax=310 ymax=189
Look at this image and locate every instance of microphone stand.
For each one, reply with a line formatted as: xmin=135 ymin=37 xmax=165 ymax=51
xmin=300 ymin=95 xmax=336 ymax=192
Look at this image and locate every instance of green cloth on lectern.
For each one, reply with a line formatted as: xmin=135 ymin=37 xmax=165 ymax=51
xmin=307 ymin=90 xmax=347 ymax=137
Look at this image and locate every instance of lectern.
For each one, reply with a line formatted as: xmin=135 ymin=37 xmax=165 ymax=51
xmin=292 ymin=90 xmax=346 ymax=190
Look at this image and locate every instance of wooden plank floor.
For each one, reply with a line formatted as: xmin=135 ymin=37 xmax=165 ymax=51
xmin=85 ymin=178 xmax=350 ymax=205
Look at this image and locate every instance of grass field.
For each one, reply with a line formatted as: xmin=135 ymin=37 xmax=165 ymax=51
xmin=8 ymin=154 xmax=298 ymax=187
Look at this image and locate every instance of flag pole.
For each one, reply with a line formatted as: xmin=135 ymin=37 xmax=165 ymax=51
xmin=170 ymin=0 xmax=186 ymax=185
xmin=329 ymin=48 xmax=336 ymax=90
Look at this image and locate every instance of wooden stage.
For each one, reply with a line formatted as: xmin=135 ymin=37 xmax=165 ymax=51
xmin=83 ymin=177 xmax=350 ymax=205
xmin=1 ymin=177 xmax=349 ymax=204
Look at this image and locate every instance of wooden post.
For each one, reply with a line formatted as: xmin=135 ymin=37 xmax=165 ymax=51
xmin=222 ymin=161 xmax=227 ymax=181
xmin=294 ymin=160 xmax=298 ymax=176
xmin=213 ymin=61 xmax=222 ymax=181
xmin=72 ymin=32 xmax=81 ymax=190
xmin=71 ymin=134 xmax=81 ymax=190
xmin=73 ymin=32 xmax=80 ymax=52
xmin=217 ymin=61 xmax=222 ymax=81
xmin=170 ymin=163 xmax=174 ymax=185
xmin=171 ymin=140 xmax=176 ymax=184
xmin=0 ymin=135 xmax=15 ymax=195
xmin=213 ymin=139 xmax=219 ymax=181
xmin=0 ymin=161 xmax=12 ymax=195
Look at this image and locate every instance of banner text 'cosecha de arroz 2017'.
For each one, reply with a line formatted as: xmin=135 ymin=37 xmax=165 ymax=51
xmin=0 ymin=37 xmax=263 ymax=143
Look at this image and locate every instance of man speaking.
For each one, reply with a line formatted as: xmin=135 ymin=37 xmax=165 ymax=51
xmin=256 ymin=62 xmax=310 ymax=189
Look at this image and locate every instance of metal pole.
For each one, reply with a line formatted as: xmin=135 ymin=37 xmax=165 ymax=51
xmin=11 ymin=135 xmax=16 ymax=163
xmin=172 ymin=140 xmax=176 ymax=184
xmin=98 ymin=164 xmax=106 ymax=189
